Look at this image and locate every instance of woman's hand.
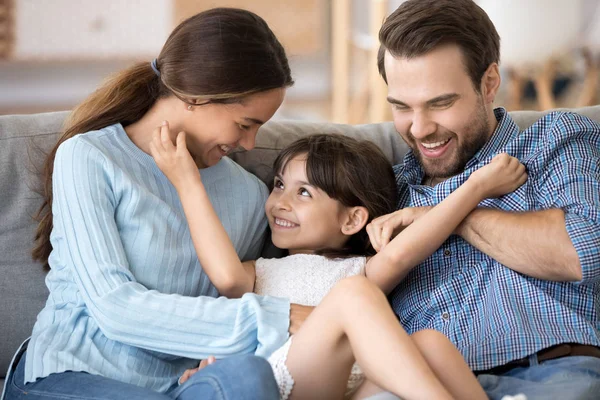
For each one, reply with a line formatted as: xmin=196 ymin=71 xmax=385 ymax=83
xmin=149 ymin=121 xmax=201 ymax=190
xmin=366 ymin=206 xmax=432 ymax=252
xmin=289 ymin=303 xmax=314 ymax=335
xmin=468 ymin=153 xmax=527 ymax=199
xmin=178 ymin=356 xmax=217 ymax=385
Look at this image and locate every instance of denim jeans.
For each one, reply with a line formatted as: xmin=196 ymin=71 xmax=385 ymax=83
xmin=478 ymin=355 xmax=600 ymax=400
xmin=3 ymin=341 xmax=279 ymax=400
xmin=360 ymin=354 xmax=600 ymax=400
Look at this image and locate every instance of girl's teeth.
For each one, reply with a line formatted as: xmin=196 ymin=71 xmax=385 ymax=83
xmin=219 ymin=145 xmax=231 ymax=153
xmin=275 ymin=218 xmax=296 ymax=227
xmin=422 ymin=139 xmax=450 ymax=149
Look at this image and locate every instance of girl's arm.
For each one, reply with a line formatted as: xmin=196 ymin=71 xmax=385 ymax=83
xmin=366 ymin=153 xmax=527 ymax=294
xmin=150 ymin=122 xmax=255 ymax=298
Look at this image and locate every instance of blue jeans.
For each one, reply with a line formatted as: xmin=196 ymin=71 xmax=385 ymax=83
xmin=478 ymin=355 xmax=600 ymax=400
xmin=362 ymin=355 xmax=600 ymax=400
xmin=3 ymin=343 xmax=279 ymax=400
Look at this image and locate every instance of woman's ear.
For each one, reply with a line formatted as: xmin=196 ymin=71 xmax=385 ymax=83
xmin=341 ymin=206 xmax=369 ymax=236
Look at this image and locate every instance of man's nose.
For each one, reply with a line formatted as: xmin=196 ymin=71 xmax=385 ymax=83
xmin=410 ymin=111 xmax=437 ymax=140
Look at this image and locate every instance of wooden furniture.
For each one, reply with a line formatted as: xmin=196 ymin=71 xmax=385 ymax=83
xmin=331 ymin=0 xmax=389 ymax=124
xmin=0 ymin=0 xmax=13 ymax=59
xmin=174 ymin=0 xmax=325 ymax=56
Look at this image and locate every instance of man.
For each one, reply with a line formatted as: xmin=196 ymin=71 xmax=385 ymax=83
xmin=368 ymin=0 xmax=600 ymax=398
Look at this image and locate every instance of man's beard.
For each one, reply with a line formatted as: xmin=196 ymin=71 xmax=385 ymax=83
xmin=411 ymin=102 xmax=490 ymax=179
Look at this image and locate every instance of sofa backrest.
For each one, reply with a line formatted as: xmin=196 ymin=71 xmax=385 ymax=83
xmin=2 ymin=105 xmax=600 ymax=380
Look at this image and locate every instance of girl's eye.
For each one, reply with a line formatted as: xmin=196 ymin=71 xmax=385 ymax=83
xmin=238 ymin=124 xmax=251 ymax=131
xmin=273 ymin=178 xmax=284 ymax=189
xmin=299 ymin=188 xmax=312 ymax=197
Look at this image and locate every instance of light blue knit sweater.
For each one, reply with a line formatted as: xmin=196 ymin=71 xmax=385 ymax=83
xmin=24 ymin=124 xmax=290 ymax=392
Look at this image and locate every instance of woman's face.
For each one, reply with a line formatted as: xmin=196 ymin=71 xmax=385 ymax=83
xmin=180 ymin=88 xmax=285 ymax=168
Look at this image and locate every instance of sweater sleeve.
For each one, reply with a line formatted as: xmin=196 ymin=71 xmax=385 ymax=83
xmin=51 ymin=136 xmax=290 ymax=358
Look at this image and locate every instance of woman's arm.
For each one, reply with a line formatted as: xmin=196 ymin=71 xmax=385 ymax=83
xmin=150 ymin=122 xmax=255 ymax=297
xmin=52 ymin=136 xmax=289 ymax=358
xmin=366 ymin=153 xmax=527 ymax=294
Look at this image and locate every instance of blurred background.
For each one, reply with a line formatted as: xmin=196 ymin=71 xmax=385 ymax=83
xmin=1 ymin=0 xmax=599 ymax=122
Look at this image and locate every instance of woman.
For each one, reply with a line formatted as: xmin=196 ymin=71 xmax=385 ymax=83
xmin=4 ymin=8 xmax=296 ymax=400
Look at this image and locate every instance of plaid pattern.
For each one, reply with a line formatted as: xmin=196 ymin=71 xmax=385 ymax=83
xmin=390 ymin=108 xmax=600 ymax=371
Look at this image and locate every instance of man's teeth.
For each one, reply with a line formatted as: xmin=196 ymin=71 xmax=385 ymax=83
xmin=219 ymin=144 xmax=232 ymax=153
xmin=421 ymin=138 xmax=450 ymax=149
xmin=275 ymin=218 xmax=297 ymax=227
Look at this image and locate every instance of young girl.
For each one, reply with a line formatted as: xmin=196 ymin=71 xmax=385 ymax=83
xmin=151 ymin=125 xmax=527 ymax=400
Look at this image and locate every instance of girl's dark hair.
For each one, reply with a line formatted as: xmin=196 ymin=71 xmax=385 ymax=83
xmin=378 ymin=0 xmax=500 ymax=92
xmin=273 ymin=134 xmax=397 ymax=258
xmin=32 ymin=8 xmax=294 ymax=269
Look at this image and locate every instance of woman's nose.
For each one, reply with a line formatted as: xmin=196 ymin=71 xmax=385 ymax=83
xmin=238 ymin=130 xmax=258 ymax=151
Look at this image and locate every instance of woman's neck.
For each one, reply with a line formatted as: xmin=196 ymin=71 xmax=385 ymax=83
xmin=124 ymin=97 xmax=182 ymax=155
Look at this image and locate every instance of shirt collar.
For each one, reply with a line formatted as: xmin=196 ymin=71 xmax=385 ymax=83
xmin=468 ymin=107 xmax=519 ymax=167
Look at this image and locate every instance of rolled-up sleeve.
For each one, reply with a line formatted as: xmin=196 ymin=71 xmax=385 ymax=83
xmin=536 ymin=113 xmax=600 ymax=284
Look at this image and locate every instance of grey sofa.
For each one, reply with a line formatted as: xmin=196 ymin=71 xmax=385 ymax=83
xmin=2 ymin=106 xmax=600 ymax=396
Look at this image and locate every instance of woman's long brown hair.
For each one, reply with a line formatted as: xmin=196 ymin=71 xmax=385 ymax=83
xmin=32 ymin=8 xmax=293 ymax=269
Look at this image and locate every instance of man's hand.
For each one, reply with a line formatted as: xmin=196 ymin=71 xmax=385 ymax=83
xmin=366 ymin=206 xmax=432 ymax=252
xmin=289 ymin=303 xmax=314 ymax=335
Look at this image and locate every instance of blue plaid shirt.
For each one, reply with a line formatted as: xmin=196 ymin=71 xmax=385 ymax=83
xmin=390 ymin=108 xmax=600 ymax=371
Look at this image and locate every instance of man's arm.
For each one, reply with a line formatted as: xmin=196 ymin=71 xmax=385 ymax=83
xmin=455 ymin=208 xmax=582 ymax=281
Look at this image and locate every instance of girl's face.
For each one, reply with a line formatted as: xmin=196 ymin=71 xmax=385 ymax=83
xmin=180 ymin=88 xmax=285 ymax=168
xmin=265 ymin=155 xmax=352 ymax=255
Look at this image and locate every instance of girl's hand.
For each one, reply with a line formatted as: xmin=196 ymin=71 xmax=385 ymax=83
xmin=149 ymin=121 xmax=201 ymax=189
xmin=469 ymin=153 xmax=527 ymax=199
xmin=366 ymin=206 xmax=432 ymax=252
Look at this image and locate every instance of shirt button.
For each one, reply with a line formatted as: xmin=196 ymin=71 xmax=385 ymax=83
xmin=442 ymin=312 xmax=450 ymax=321
xmin=443 ymin=249 xmax=452 ymax=256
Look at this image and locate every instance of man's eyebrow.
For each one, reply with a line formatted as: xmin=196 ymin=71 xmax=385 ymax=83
xmin=387 ymin=96 xmax=408 ymax=106
xmin=425 ymin=93 xmax=460 ymax=105
xmin=386 ymin=93 xmax=460 ymax=107
xmin=244 ymin=117 xmax=264 ymax=125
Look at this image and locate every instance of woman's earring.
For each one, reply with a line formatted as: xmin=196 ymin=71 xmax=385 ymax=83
xmin=187 ymin=105 xmax=193 ymax=111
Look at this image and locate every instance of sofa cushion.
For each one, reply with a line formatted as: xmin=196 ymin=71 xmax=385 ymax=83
xmin=0 ymin=112 xmax=67 ymax=380
xmin=1 ymin=105 xmax=599 ymax=384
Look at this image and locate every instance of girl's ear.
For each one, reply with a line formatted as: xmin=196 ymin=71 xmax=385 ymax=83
xmin=341 ymin=206 xmax=369 ymax=236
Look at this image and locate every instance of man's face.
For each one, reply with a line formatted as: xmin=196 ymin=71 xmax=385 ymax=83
xmin=384 ymin=44 xmax=494 ymax=180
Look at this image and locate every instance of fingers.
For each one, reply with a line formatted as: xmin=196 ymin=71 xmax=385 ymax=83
xmin=367 ymin=214 xmax=391 ymax=252
xmin=150 ymin=121 xmax=188 ymax=161
xmin=176 ymin=131 xmax=187 ymax=153
xmin=367 ymin=212 xmax=404 ymax=252
xmin=179 ymin=368 xmax=196 ymax=385
xmin=494 ymin=153 xmax=528 ymax=189
xmin=380 ymin=225 xmax=393 ymax=251
xmin=160 ymin=121 xmax=175 ymax=151
xmin=179 ymin=356 xmax=217 ymax=386
xmin=198 ymin=356 xmax=216 ymax=370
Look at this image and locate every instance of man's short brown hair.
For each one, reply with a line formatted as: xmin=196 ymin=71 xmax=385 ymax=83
xmin=378 ymin=0 xmax=500 ymax=91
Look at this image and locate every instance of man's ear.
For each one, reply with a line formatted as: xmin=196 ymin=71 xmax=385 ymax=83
xmin=341 ymin=206 xmax=369 ymax=236
xmin=481 ymin=63 xmax=501 ymax=104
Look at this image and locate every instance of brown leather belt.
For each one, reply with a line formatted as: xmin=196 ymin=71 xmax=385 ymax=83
xmin=474 ymin=343 xmax=600 ymax=376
